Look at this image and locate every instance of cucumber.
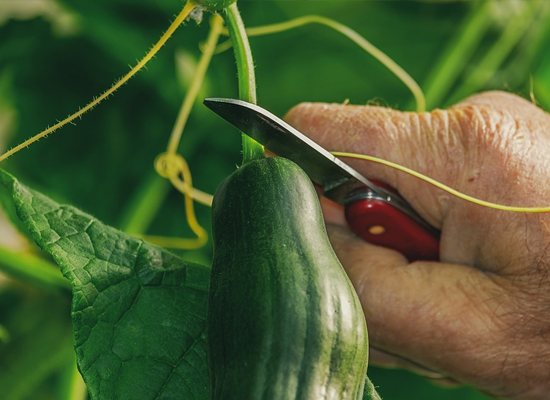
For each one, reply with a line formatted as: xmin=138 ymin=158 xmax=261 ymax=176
xmin=208 ymin=157 xmax=369 ymax=400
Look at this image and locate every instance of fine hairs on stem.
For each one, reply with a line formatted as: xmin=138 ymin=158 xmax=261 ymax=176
xmin=0 ymin=2 xmax=197 ymax=164
xmin=3 ymin=0 xmax=546 ymax=255
xmin=0 ymin=1 xmax=215 ymax=250
xmin=223 ymin=3 xmax=265 ymax=163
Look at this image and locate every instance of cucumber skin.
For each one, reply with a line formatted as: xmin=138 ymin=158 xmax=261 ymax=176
xmin=208 ymin=157 xmax=369 ymax=400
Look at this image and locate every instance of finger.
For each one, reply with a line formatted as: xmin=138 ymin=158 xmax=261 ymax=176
xmin=286 ymin=92 xmax=550 ymax=270
xmin=284 ymin=91 xmax=550 ymax=230
xmin=319 ymin=196 xmax=345 ymax=226
xmin=326 ymin=223 xmax=543 ymax=399
xmin=285 ymin=101 xmax=457 ymax=228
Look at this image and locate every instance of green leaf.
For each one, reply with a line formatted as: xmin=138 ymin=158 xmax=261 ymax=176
xmin=0 ymin=169 xmax=211 ymax=400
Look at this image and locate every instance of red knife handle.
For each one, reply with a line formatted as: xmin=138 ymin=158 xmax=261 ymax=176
xmin=344 ymin=191 xmax=440 ymax=262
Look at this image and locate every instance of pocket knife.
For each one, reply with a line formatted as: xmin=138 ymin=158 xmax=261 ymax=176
xmin=204 ymin=98 xmax=440 ymax=262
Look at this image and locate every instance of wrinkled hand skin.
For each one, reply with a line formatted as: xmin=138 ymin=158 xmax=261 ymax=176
xmin=285 ymin=92 xmax=550 ymax=400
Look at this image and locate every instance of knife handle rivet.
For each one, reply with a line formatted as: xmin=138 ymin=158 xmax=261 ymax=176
xmin=368 ymin=225 xmax=386 ymax=236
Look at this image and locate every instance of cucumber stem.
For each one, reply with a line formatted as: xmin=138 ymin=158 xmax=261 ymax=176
xmin=223 ymin=4 xmax=265 ymax=163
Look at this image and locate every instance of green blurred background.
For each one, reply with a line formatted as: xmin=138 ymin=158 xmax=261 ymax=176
xmin=1 ymin=0 xmax=550 ymax=398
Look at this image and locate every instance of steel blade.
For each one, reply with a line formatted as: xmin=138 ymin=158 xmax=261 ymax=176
xmin=203 ymin=98 xmax=413 ymax=211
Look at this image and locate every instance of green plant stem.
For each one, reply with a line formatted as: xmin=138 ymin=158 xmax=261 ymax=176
xmin=223 ymin=3 xmax=265 ymax=164
xmin=448 ymin=1 xmax=539 ymax=105
xmin=0 ymin=2 xmax=196 ymax=163
xmin=121 ymin=16 xmax=223 ymax=236
xmin=422 ymin=1 xmax=493 ymax=109
xmin=0 ymin=245 xmax=70 ymax=292
xmin=239 ymin=15 xmax=425 ymax=112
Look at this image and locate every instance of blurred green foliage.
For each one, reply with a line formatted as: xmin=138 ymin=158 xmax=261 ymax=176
xmin=1 ymin=0 xmax=550 ymax=398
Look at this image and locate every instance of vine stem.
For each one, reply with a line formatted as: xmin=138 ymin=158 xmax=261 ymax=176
xmin=220 ymin=15 xmax=425 ymax=112
xmin=145 ymin=15 xmax=225 ymax=250
xmin=121 ymin=14 xmax=222 ymax=242
xmin=0 ymin=1 xmax=196 ymax=163
xmin=223 ymin=3 xmax=265 ymax=163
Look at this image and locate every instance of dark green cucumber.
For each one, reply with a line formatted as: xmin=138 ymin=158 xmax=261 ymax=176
xmin=208 ymin=157 xmax=369 ymax=400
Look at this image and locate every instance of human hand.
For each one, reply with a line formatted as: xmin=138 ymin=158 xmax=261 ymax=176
xmin=285 ymin=91 xmax=550 ymax=400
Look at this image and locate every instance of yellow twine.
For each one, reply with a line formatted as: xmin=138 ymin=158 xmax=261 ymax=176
xmin=148 ymin=15 xmax=222 ymax=250
xmin=0 ymin=1 xmax=197 ymax=163
xmin=219 ymin=15 xmax=426 ymax=112
xmin=333 ymin=151 xmax=550 ymax=213
xmin=153 ymin=153 xmax=209 ymax=249
xmin=166 ymin=14 xmax=224 ymax=155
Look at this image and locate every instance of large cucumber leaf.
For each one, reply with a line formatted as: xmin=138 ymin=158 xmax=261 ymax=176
xmin=0 ymin=169 xmax=210 ymax=400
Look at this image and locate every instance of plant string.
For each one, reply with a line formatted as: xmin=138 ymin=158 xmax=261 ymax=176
xmin=0 ymin=2 xmax=196 ymax=163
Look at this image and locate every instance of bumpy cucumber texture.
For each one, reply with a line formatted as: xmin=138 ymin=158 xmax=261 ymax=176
xmin=208 ymin=157 xmax=369 ymax=400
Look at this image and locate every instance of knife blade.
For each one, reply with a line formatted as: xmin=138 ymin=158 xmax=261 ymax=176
xmin=203 ymin=97 xmax=440 ymax=261
xmin=205 ymin=99 xmax=420 ymax=217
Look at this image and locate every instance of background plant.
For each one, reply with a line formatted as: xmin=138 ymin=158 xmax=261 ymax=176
xmin=1 ymin=0 xmax=550 ymax=399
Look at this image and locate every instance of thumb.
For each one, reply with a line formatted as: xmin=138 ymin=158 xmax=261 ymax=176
xmin=286 ymin=93 xmax=550 ymax=398
xmin=284 ymin=91 xmax=540 ymax=230
xmin=325 ymin=223 xmax=530 ymax=398
xmin=284 ymin=100 xmax=453 ymax=227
